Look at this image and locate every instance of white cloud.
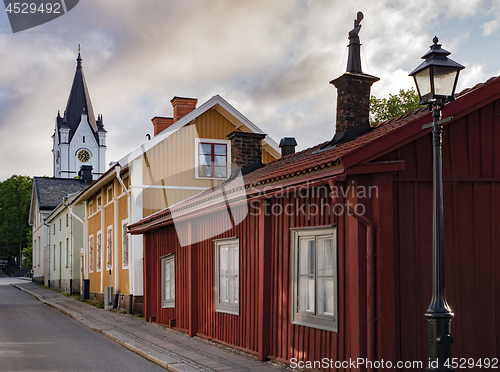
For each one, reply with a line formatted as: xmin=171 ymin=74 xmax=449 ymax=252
xmin=0 ymin=0 xmax=499 ymax=181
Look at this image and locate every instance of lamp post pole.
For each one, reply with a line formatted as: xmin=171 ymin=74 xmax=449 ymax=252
xmin=425 ymin=103 xmax=454 ymax=371
xmin=409 ymin=37 xmax=464 ymax=371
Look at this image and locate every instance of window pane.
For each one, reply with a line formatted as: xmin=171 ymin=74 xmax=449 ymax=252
xmin=220 ymin=275 xmax=228 ymax=303
xmin=200 ymin=155 xmax=211 ymax=166
xmin=229 ymin=275 xmax=238 ymax=304
xmin=220 ymin=247 xmax=228 ymax=275
xmin=214 ymin=155 xmax=226 ymax=166
xmin=214 ymin=166 xmax=227 ymax=178
xmin=299 ymin=238 xmax=315 ymax=275
xmin=214 ymin=144 xmax=226 ymax=155
xmin=200 ymin=143 xmax=212 ymax=155
xmin=318 ymin=277 xmax=334 ymax=316
xmin=199 ymin=166 xmax=211 ymax=177
xmin=299 ymin=276 xmax=315 ymax=313
xmin=317 ymin=237 xmax=334 ymax=276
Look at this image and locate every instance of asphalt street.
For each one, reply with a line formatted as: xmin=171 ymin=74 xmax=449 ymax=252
xmin=0 ymin=277 xmax=167 ymax=372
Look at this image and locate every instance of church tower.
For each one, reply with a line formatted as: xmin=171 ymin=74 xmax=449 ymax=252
xmin=53 ymin=48 xmax=106 ymax=179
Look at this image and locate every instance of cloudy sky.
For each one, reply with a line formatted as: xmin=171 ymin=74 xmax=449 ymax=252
xmin=1 ymin=0 xmax=499 ymax=181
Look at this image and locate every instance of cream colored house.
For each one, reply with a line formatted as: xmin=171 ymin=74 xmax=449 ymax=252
xmin=71 ymin=95 xmax=280 ymax=313
xmin=45 ymin=192 xmax=85 ymax=293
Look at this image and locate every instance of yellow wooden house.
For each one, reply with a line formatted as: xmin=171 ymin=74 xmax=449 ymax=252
xmin=71 ymin=95 xmax=280 ymax=313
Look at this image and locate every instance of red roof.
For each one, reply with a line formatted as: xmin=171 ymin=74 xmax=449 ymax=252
xmin=129 ymin=76 xmax=500 ymax=231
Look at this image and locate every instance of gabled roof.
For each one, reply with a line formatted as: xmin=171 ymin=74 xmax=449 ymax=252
xmin=58 ymin=52 xmax=99 ymax=144
xmin=32 ymin=177 xmax=87 ymax=211
xmin=118 ymin=94 xmax=280 ymax=165
xmin=129 ymin=75 xmax=500 ymax=232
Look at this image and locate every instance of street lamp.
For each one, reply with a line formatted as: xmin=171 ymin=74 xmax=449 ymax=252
xmin=409 ymin=37 xmax=464 ymax=372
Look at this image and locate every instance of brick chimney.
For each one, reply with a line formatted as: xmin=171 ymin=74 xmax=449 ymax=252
xmin=152 ymin=116 xmax=174 ymax=136
xmin=227 ymin=131 xmax=266 ymax=174
xmin=327 ymin=12 xmax=379 ymax=147
xmin=78 ymin=165 xmax=93 ymax=184
xmin=171 ymin=97 xmax=197 ymax=123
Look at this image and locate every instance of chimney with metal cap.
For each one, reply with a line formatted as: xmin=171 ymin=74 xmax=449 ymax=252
xmin=279 ymin=137 xmax=297 ymax=156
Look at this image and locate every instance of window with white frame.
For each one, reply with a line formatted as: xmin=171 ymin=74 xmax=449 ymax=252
xmin=122 ymin=220 xmax=129 ymax=269
xmin=53 ymin=245 xmax=56 ymax=271
xmin=107 ymin=226 xmax=113 ymax=270
xmin=34 ymin=240 xmax=37 ymax=267
xmin=96 ymin=231 xmax=102 ymax=272
xmin=38 ymin=237 xmax=40 ymax=266
xmin=89 ymin=235 xmax=94 ymax=273
xmin=214 ymin=238 xmax=239 ymax=315
xmin=195 ymin=139 xmax=230 ymax=179
xmin=161 ymin=254 xmax=175 ymax=308
xmin=89 ymin=200 xmax=94 ymax=215
xmin=291 ymin=226 xmax=337 ymax=332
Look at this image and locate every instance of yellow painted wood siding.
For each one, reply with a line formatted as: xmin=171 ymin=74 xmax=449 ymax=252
xmin=87 ymin=210 xmax=101 ymax=293
xmin=142 ymin=109 xmax=279 ymax=216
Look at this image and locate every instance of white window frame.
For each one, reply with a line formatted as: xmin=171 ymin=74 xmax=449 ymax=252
xmin=214 ymin=237 xmax=239 ymax=315
xmin=96 ymin=231 xmax=102 ymax=272
xmin=122 ymin=219 xmax=129 ymax=269
xmin=38 ymin=237 xmax=40 ymax=266
xmin=291 ymin=226 xmax=338 ymax=332
xmin=88 ymin=235 xmax=94 ymax=273
xmin=89 ymin=200 xmax=94 ymax=215
xmin=161 ymin=254 xmax=175 ymax=308
xmin=106 ymin=225 xmax=113 ymax=270
xmin=194 ymin=138 xmax=231 ymax=180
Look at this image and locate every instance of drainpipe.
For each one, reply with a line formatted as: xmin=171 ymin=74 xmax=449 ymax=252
xmin=116 ymin=164 xmax=133 ymax=314
xmin=328 ymin=179 xmax=375 ymax=371
xmin=63 ymin=197 xmax=84 ymax=295
xmin=43 ymin=219 xmax=50 ymax=287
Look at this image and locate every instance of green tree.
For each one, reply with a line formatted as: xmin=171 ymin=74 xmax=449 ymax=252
xmin=0 ymin=175 xmax=33 ymax=267
xmin=370 ymin=88 xmax=420 ymax=125
xmin=22 ymin=229 xmax=33 ymax=268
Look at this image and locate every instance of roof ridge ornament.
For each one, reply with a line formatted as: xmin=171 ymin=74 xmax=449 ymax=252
xmin=347 ymin=11 xmax=364 ymax=73
xmin=77 ymin=44 xmax=82 ymax=69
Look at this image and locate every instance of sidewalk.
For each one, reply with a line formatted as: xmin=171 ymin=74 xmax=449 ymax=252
xmin=13 ymin=282 xmax=291 ymax=372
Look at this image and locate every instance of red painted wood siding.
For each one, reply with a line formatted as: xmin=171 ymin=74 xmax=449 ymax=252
xmin=383 ymin=98 xmax=500 ymax=366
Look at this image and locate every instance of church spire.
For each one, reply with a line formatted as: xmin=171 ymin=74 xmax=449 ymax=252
xmin=63 ymin=46 xmax=98 ymax=143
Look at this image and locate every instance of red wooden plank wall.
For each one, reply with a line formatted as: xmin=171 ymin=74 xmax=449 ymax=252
xmin=389 ymin=98 xmax=500 ymax=367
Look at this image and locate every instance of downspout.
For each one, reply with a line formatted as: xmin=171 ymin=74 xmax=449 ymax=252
xmin=116 ymin=165 xmax=133 ymax=314
xmin=328 ymin=179 xmax=375 ymax=371
xmin=43 ymin=219 xmax=50 ymax=287
xmin=63 ymin=197 xmax=84 ymax=295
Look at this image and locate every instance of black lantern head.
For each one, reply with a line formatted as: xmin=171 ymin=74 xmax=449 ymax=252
xmin=409 ymin=37 xmax=465 ymax=106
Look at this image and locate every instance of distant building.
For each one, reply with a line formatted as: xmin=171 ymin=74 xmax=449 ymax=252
xmin=29 ymin=175 xmax=90 ymax=286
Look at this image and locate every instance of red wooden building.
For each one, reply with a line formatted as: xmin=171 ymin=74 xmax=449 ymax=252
xmin=129 ymin=32 xmax=500 ymax=371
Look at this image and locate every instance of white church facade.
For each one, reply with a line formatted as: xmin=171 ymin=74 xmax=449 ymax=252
xmin=52 ymin=50 xmax=106 ymax=179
